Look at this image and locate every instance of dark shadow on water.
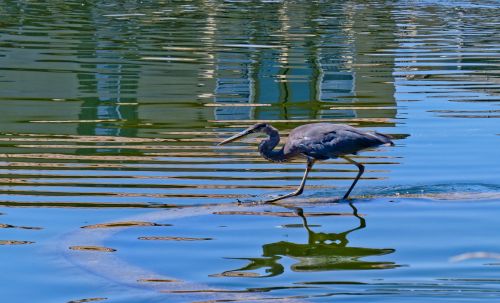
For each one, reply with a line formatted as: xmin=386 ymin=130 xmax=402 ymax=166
xmin=212 ymin=203 xmax=398 ymax=278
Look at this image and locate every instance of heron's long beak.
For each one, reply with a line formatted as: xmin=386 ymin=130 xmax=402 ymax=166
xmin=218 ymin=128 xmax=253 ymax=145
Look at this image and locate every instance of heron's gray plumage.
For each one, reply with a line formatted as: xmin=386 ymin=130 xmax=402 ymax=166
xmin=284 ymin=123 xmax=393 ymax=160
xmin=218 ymin=122 xmax=394 ymax=203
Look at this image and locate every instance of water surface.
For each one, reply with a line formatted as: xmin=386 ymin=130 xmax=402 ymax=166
xmin=0 ymin=1 xmax=499 ymax=302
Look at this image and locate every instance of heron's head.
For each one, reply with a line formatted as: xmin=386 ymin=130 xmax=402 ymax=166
xmin=218 ymin=123 xmax=269 ymax=145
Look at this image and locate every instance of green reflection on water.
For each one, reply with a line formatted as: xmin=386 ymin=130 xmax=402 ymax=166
xmin=0 ymin=1 xmax=398 ymax=135
xmin=0 ymin=0 xmax=403 ymax=209
xmin=216 ymin=203 xmax=397 ymax=278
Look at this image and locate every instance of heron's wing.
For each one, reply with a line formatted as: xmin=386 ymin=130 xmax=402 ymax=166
xmin=284 ymin=123 xmax=392 ymax=159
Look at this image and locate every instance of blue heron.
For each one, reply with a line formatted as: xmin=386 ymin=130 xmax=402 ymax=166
xmin=218 ymin=123 xmax=394 ymax=203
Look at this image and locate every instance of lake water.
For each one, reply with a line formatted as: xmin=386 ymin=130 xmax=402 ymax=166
xmin=1 ymin=1 xmax=499 ymax=302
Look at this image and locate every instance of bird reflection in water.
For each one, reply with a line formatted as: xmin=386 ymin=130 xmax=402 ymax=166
xmin=212 ymin=203 xmax=397 ymax=278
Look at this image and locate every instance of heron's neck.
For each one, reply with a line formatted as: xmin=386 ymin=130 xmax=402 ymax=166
xmin=258 ymin=126 xmax=287 ymax=162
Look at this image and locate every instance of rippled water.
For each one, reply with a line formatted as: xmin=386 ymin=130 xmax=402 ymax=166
xmin=1 ymin=1 xmax=499 ymax=302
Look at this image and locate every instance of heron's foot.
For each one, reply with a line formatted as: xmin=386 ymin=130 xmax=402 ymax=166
xmin=262 ymin=199 xmax=277 ymax=204
xmin=263 ymin=190 xmax=304 ymax=204
xmin=262 ymin=195 xmax=289 ymax=204
xmin=237 ymin=192 xmax=301 ymax=205
xmin=341 ymin=193 xmax=354 ymax=201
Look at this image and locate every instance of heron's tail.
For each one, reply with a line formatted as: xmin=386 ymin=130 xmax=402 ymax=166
xmin=373 ymin=132 xmax=395 ymax=146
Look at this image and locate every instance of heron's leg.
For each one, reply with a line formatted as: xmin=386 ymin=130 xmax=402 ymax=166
xmin=264 ymin=158 xmax=315 ymax=204
xmin=341 ymin=156 xmax=365 ymax=200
